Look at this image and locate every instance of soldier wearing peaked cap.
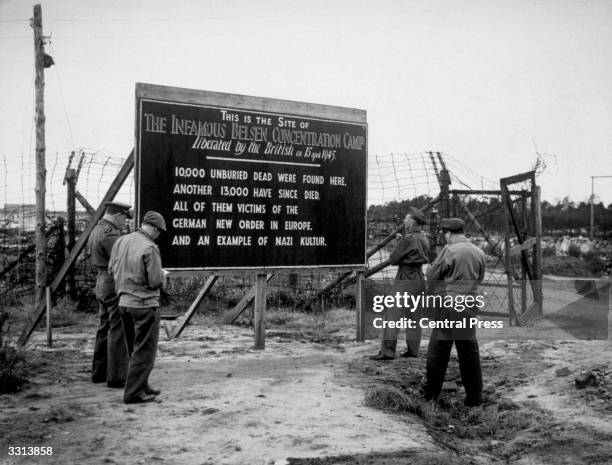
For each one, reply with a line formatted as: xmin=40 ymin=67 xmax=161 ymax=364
xmin=370 ymin=206 xmax=431 ymax=360
xmin=423 ymin=217 xmax=487 ymax=407
xmin=89 ymin=201 xmax=132 ymax=387
xmin=109 ymin=211 xmax=167 ymax=404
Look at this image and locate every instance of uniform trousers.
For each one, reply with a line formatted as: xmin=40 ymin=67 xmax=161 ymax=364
xmin=92 ymin=272 xmax=128 ymax=384
xmin=424 ymin=317 xmax=483 ymax=404
xmin=119 ymin=306 xmax=160 ymax=402
xmin=380 ymin=268 xmax=426 ymax=358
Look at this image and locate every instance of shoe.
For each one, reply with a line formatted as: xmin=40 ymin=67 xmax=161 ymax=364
xmin=400 ymin=350 xmax=418 ymax=358
xmin=464 ymin=398 xmax=482 ymax=407
xmin=107 ymin=380 xmax=126 ymax=388
xmin=369 ymin=352 xmax=394 ymax=361
xmin=145 ymin=385 xmax=161 ymax=396
xmin=124 ymin=393 xmax=160 ymax=404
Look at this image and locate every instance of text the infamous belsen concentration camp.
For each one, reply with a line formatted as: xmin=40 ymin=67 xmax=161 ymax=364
xmin=135 ymin=86 xmax=367 ymax=270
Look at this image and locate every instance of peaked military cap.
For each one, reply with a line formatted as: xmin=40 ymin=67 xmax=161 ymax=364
xmin=408 ymin=206 xmax=428 ymax=224
xmin=440 ymin=217 xmax=465 ymax=232
xmin=105 ymin=201 xmax=132 ymax=218
xmin=142 ymin=210 xmax=167 ymax=232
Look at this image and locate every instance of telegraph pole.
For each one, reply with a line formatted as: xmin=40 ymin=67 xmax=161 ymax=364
xmin=32 ymin=4 xmax=53 ymax=308
xmin=32 ymin=4 xmax=46 ymax=308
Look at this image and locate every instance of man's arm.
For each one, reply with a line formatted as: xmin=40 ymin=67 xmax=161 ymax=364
xmin=427 ymin=247 xmax=450 ymax=283
xmin=143 ymin=246 xmax=164 ymax=289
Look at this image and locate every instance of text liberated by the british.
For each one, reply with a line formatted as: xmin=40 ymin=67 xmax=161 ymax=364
xmin=135 ymin=84 xmax=367 ymax=270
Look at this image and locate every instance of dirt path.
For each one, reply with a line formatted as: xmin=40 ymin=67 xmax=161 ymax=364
xmin=1 ymin=323 xmax=438 ymax=465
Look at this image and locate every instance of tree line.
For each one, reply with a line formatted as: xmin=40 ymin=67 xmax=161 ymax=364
xmin=368 ymin=196 xmax=612 ymax=237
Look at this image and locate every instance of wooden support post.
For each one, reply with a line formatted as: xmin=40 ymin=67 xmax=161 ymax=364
xmin=254 ymin=273 xmax=266 ymax=350
xmin=439 ymin=169 xmax=451 ymax=217
xmin=45 ymin=286 xmax=52 ymax=347
xmin=533 ymin=186 xmax=543 ymax=315
xmin=18 ymin=151 xmax=134 ymax=346
xmin=65 ymin=167 xmax=76 ymax=299
xmin=502 ymin=187 xmax=516 ymax=325
xmin=169 ymin=274 xmax=217 ymax=339
xmin=355 ymin=271 xmax=365 ymax=342
xmin=222 ymin=274 xmax=274 ymax=324
xmin=75 ymin=191 xmax=95 ymax=215
xmin=520 ymin=194 xmax=528 ymax=315
xmin=33 ymin=4 xmax=47 ymax=309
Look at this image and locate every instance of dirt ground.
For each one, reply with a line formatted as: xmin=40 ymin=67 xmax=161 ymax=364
xmin=1 ymin=278 xmax=611 ymax=465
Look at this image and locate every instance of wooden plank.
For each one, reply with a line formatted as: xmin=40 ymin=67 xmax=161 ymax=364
xmin=355 ymin=271 xmax=365 ymax=342
xmin=516 ymin=302 xmax=541 ymax=326
xmin=75 ymin=191 xmax=95 ymax=214
xmin=254 ymin=273 xmax=266 ymax=350
xmin=509 ymin=237 xmax=537 ymax=255
xmin=222 ymin=274 xmax=274 ymax=324
xmin=500 ymin=170 xmax=536 ymax=186
xmin=533 ymin=186 xmax=543 ymax=315
xmin=45 ymin=286 xmax=52 ymax=348
xmin=170 ymin=274 xmax=218 ymax=339
xmin=457 ymin=198 xmax=502 ymax=257
xmin=136 ymin=83 xmax=367 ymax=123
xmin=18 ymin=151 xmax=134 ymax=346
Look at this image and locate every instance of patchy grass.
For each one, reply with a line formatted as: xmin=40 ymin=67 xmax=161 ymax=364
xmin=543 ymin=255 xmax=598 ymax=277
xmin=0 ymin=344 xmax=28 ymax=394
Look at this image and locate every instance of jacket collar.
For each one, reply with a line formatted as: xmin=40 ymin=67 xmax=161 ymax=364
xmin=447 ymin=234 xmax=469 ymax=245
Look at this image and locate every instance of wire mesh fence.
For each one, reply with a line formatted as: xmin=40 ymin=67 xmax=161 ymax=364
xmin=1 ymin=149 xmax=517 ymax=320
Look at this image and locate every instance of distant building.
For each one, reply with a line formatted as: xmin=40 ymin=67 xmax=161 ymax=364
xmin=1 ymin=204 xmax=90 ymax=231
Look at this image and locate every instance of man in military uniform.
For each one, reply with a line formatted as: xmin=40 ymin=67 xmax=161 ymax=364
xmin=423 ymin=218 xmax=486 ymax=407
xmin=89 ymin=201 xmax=131 ymax=387
xmin=370 ymin=207 xmax=430 ymax=360
xmin=109 ymin=211 xmax=166 ymax=404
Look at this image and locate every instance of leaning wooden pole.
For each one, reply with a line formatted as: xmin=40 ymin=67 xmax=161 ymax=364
xmin=18 ymin=151 xmax=134 ymax=345
xmin=32 ymin=4 xmax=47 ymax=308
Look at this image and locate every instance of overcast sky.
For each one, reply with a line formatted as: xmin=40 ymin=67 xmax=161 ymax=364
xmin=1 ymin=0 xmax=611 ymax=206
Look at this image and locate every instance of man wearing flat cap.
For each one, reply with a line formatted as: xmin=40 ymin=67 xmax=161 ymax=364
xmin=424 ymin=217 xmax=486 ymax=407
xmin=89 ymin=201 xmax=132 ymax=387
xmin=371 ymin=206 xmax=431 ymax=360
xmin=109 ymin=211 xmax=167 ymax=404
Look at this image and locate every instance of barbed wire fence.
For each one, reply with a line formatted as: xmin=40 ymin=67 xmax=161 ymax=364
xmin=1 ymin=150 xmax=520 ymax=326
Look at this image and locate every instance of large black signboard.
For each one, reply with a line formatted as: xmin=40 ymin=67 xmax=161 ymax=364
xmin=135 ymin=83 xmax=367 ymax=270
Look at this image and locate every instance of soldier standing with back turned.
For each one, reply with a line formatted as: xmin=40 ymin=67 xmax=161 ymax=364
xmin=89 ymin=201 xmax=131 ymax=387
xmin=109 ymin=211 xmax=166 ymax=404
xmin=423 ymin=218 xmax=486 ymax=407
xmin=370 ymin=207 xmax=430 ymax=360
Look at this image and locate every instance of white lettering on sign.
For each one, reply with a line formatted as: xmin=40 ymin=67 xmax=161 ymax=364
xmin=253 ymin=187 xmax=272 ymax=198
xmin=302 ymin=174 xmax=324 ymax=184
xmin=239 ymin=220 xmax=265 ymax=230
xmin=236 ymin=203 xmax=266 ymax=214
xmin=172 ymin=235 xmax=191 ymax=245
xmin=278 ymin=189 xmax=298 ymax=199
xmin=276 ymin=173 xmax=296 ymax=183
xmin=217 ymin=236 xmax=252 ymax=246
xmin=253 ymin=171 xmax=272 ymax=181
xmin=173 ymin=184 xmax=212 ymax=195
xmin=210 ymin=169 xmax=248 ymax=180
xmin=197 ymin=235 xmax=210 ymax=246
xmin=304 ymin=190 xmax=320 ymax=200
xmin=284 ymin=221 xmax=312 ymax=231
xmin=212 ymin=202 xmax=233 ymax=212
xmin=300 ymin=237 xmax=327 ymax=246
xmin=216 ymin=219 xmax=233 ymax=229
xmin=275 ymin=236 xmax=293 ymax=246
xmin=172 ymin=218 xmax=207 ymax=228
xmin=329 ymin=176 xmax=346 ymax=186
